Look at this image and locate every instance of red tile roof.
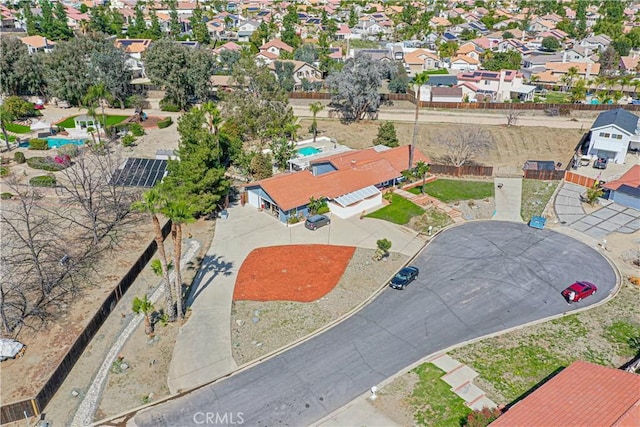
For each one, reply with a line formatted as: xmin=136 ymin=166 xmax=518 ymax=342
xmin=603 ymin=165 xmax=640 ymax=191
xmin=491 ymin=361 xmax=640 ymax=427
xmin=248 ymin=146 xmax=429 ymax=211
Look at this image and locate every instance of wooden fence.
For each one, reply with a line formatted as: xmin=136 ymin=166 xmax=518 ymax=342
xmin=523 ymin=169 xmax=567 ymax=180
xmin=564 ymin=171 xmax=597 ymax=188
xmin=0 ymin=221 xmax=172 ymax=424
xmin=429 ymin=164 xmax=494 ymax=177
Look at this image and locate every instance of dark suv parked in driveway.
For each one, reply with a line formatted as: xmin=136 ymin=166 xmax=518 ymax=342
xmin=305 ymin=214 xmax=330 ymax=230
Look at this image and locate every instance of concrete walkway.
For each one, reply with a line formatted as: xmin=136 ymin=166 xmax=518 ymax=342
xmin=554 ymin=183 xmax=640 ymax=239
xmin=396 ymin=188 xmax=465 ymax=223
xmin=492 ymin=178 xmax=524 ymax=222
xmin=167 ymin=203 xmax=428 ymax=394
xmin=315 ymin=354 xmax=496 ymax=427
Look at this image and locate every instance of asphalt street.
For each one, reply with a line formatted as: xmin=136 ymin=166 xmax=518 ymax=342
xmin=134 ymin=221 xmax=617 ymax=427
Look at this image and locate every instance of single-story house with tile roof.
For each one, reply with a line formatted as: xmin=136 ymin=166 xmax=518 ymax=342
xmin=587 ymin=108 xmax=640 ymax=164
xmin=603 ymin=165 xmax=640 ymax=209
xmin=492 ymin=360 xmax=640 ymax=427
xmin=244 ymin=145 xmax=429 ymax=222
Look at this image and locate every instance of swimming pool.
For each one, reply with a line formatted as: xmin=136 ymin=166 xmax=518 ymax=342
xmin=19 ymin=137 xmax=87 ymax=149
xmin=46 ymin=137 xmax=87 ymax=148
xmin=297 ymin=146 xmax=321 ymax=156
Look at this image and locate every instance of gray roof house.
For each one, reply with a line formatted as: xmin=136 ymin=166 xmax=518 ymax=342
xmin=587 ymin=108 xmax=640 ymax=164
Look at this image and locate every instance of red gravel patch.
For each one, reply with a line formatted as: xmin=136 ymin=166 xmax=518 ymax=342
xmin=234 ymin=245 xmax=356 ymax=302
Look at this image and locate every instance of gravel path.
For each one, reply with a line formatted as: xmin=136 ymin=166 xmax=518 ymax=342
xmin=71 ymin=239 xmax=200 ymax=426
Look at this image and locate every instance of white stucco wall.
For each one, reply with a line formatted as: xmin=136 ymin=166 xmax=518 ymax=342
xmin=587 ymin=126 xmax=631 ymax=164
xmin=328 ymin=193 xmax=383 ymax=219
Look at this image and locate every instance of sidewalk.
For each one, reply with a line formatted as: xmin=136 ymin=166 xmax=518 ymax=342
xmin=167 ymin=203 xmax=428 ymax=393
xmin=492 ymin=178 xmax=523 ymax=222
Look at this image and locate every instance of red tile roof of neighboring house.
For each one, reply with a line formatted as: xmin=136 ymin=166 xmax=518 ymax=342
xmin=249 ymin=146 xmax=429 ymax=211
xmin=492 ymin=361 xmax=640 ymax=427
xmin=20 ymin=35 xmax=54 ymax=49
xmin=603 ymin=165 xmax=640 ymax=191
xmin=260 ymin=38 xmax=294 ymax=53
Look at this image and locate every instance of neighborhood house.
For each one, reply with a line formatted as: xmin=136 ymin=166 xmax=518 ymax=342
xmin=587 ymin=108 xmax=640 ymax=164
xmin=244 ymin=145 xmax=429 ymax=222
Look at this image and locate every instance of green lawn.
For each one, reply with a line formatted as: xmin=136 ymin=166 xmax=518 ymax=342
xmin=5 ymin=122 xmax=31 ymax=134
xmin=520 ymin=180 xmax=559 ymax=222
xmin=409 ymin=179 xmax=494 ymax=202
xmin=451 ymin=283 xmax=640 ymax=405
xmin=365 ymin=194 xmax=424 ymax=225
xmin=422 ymin=69 xmax=451 ymax=75
xmin=56 ymin=115 xmax=129 ymax=129
xmin=544 ymin=91 xmax=570 ymax=104
xmin=409 ymin=363 xmax=472 ymax=426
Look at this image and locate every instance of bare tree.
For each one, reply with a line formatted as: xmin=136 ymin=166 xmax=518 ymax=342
xmin=0 ymin=178 xmax=94 ymax=333
xmin=52 ymin=144 xmax=133 ymax=245
xmin=437 ymin=126 xmax=495 ymax=167
xmin=505 ymin=106 xmax=522 ymax=127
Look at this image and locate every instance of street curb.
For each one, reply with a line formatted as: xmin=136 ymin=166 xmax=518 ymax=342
xmin=313 ymin=225 xmax=624 ymax=427
xmin=92 ymin=228 xmax=436 ymax=426
xmin=94 ymin=221 xmax=622 ymax=427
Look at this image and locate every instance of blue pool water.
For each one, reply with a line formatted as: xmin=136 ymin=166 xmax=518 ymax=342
xmin=45 ymin=137 xmax=86 ymax=148
xmin=297 ymin=146 xmax=321 ymax=156
xmin=19 ymin=138 xmax=87 ymax=148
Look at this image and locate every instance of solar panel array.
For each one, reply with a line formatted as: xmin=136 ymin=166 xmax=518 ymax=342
xmin=334 ymin=185 xmax=380 ymax=207
xmin=110 ymin=158 xmax=167 ymax=188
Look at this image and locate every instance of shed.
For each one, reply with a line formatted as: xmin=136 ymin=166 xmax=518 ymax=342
xmin=73 ymin=114 xmax=100 ymax=130
xmin=431 ymin=87 xmax=463 ymax=102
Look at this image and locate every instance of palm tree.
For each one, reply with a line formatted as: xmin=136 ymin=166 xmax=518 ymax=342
xmin=415 ymin=161 xmax=430 ymax=194
xmin=410 ymin=72 xmax=430 ymax=170
xmin=618 ymin=75 xmax=633 ymax=95
xmin=85 ymin=104 xmax=102 ymax=144
xmin=309 ymin=102 xmax=324 ymax=142
xmin=0 ymin=107 xmax=15 ymax=151
xmin=283 ymin=121 xmax=301 ymax=144
xmin=132 ymin=294 xmax=155 ymax=336
xmin=84 ymin=83 xmax=110 ymax=131
xmin=202 ymin=100 xmax=222 ymax=135
xmin=565 ymin=66 xmax=579 ymax=89
xmin=131 ymin=189 xmax=176 ymax=320
xmin=162 ymin=199 xmax=195 ymax=321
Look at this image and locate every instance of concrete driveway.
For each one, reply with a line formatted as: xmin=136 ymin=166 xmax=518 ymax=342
xmin=555 ymin=183 xmax=640 ymax=239
xmin=167 ymin=204 xmax=427 ymax=393
xmin=138 ymin=221 xmax=617 ymax=427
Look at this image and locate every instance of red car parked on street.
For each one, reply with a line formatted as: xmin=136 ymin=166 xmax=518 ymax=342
xmin=562 ymin=281 xmax=597 ymax=303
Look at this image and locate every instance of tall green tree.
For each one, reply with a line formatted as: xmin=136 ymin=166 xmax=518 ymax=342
xmin=325 ymin=53 xmax=393 ymax=122
xmin=0 ymin=37 xmax=46 ymax=97
xmin=270 ymin=137 xmax=296 ymax=172
xmin=131 ymin=189 xmax=176 ymax=321
xmin=167 ymin=0 xmax=182 ymax=37
xmin=221 ymin=53 xmax=293 ymax=142
xmin=84 ymin=83 xmax=110 ymax=130
xmin=274 ymin=60 xmax=295 ymax=92
xmin=190 ymin=3 xmax=210 ymax=44
xmin=373 ymin=121 xmax=399 ymax=147
xmin=146 ymin=9 xmax=163 ymax=39
xmin=128 ymin=3 xmax=147 ymax=38
xmin=144 ymin=39 xmax=215 ymax=109
xmin=90 ymin=41 xmax=132 ymax=109
xmin=43 ymin=35 xmax=102 ymax=105
xmin=159 ymin=107 xmax=230 ymax=216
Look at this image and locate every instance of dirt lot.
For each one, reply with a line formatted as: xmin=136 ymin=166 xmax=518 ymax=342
xmin=231 ymin=248 xmax=408 ymax=366
xmin=298 ymin=118 xmax=584 ymax=170
xmin=94 ymin=219 xmax=214 ymax=421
